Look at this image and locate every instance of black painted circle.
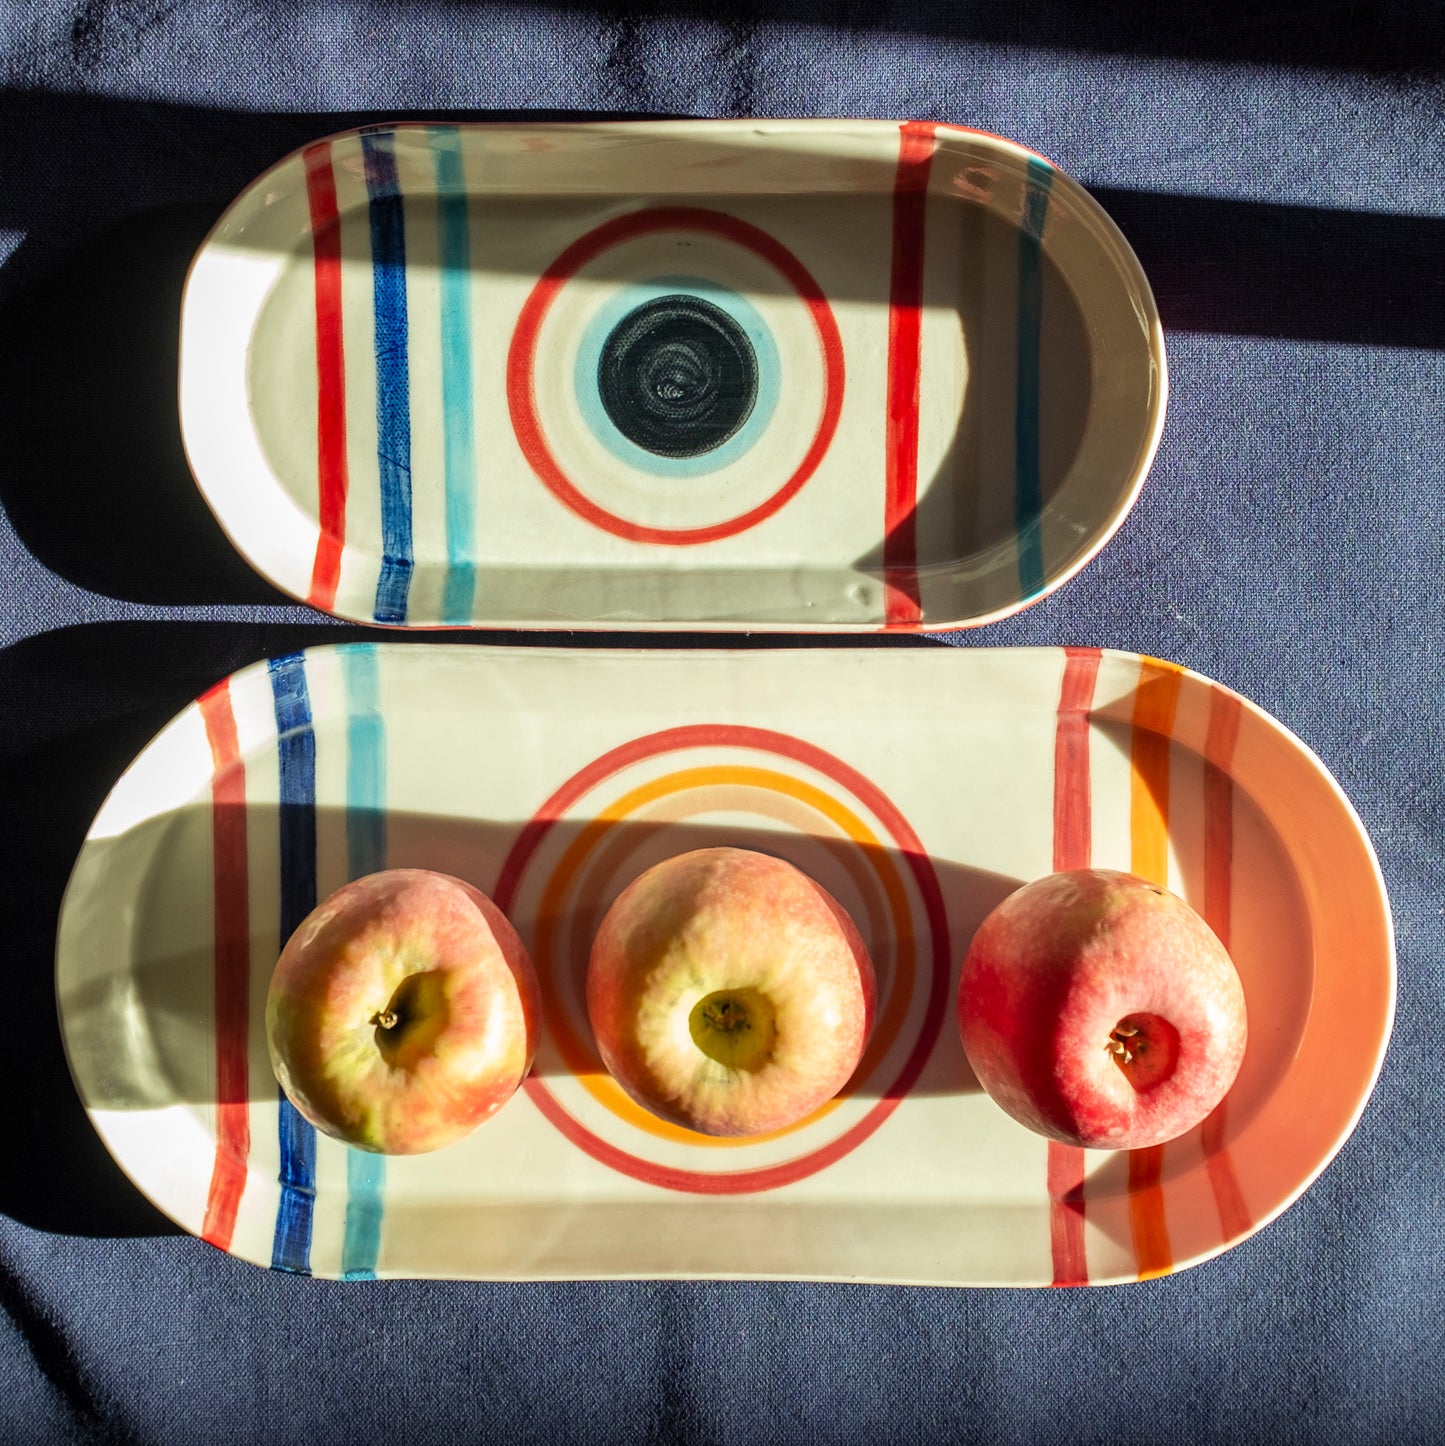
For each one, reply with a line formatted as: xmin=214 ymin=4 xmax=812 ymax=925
xmin=596 ymin=294 xmax=759 ymax=459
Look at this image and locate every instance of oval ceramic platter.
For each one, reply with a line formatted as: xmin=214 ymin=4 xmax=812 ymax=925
xmin=56 ymin=645 xmax=1391 ymax=1285
xmin=178 ymin=120 xmax=1165 ymax=631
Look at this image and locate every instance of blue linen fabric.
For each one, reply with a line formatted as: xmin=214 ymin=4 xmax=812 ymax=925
xmin=1 ymin=2 xmax=1442 ymax=1441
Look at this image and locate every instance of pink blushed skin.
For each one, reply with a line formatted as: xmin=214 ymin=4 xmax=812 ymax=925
xmin=957 ymin=869 xmax=1247 ymax=1151
xmin=587 ymin=848 xmax=877 ymax=1137
xmin=266 ymin=869 xmax=541 ymax=1154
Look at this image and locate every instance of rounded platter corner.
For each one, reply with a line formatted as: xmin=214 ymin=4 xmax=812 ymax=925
xmin=179 ymin=120 xmax=1165 ymax=632
xmin=57 ymin=645 xmax=1391 ymax=1283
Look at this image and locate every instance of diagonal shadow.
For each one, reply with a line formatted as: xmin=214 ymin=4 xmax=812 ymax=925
xmin=0 ymin=619 xmax=363 ymax=1236
xmin=1092 ymin=186 xmax=1445 ymax=351
xmin=533 ymin=0 xmax=1445 ymax=77
xmin=0 ymin=92 xmax=685 ymax=608
xmin=10 ymin=0 xmax=1444 ymax=81
xmin=2 ymin=619 xmax=956 ymax=1238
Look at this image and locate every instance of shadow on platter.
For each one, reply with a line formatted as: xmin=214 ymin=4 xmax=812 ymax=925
xmin=59 ymin=801 xmax=1019 ymax=1116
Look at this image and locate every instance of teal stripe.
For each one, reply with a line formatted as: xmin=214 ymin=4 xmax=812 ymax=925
xmin=432 ymin=126 xmax=478 ymax=623
xmin=342 ymin=1152 xmax=385 ymax=1279
xmin=340 ymin=643 xmax=387 ymax=1279
xmin=344 ymin=642 xmax=386 ymax=879
xmin=1015 ymin=157 xmax=1053 ymax=600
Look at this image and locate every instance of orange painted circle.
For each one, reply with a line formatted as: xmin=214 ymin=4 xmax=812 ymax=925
xmin=534 ymin=766 xmax=915 ymax=1147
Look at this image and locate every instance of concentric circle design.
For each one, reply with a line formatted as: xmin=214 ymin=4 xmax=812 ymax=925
xmin=506 ymin=208 xmax=845 ymax=546
xmin=493 ymin=725 xmax=950 ymax=1195
xmin=575 ymin=279 xmax=781 ymax=475
xmin=595 ymin=292 xmax=759 ymax=459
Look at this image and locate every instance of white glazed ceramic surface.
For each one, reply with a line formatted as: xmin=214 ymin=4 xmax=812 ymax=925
xmin=179 ymin=121 xmax=1166 ymax=630
xmin=56 ymin=645 xmax=1392 ymax=1284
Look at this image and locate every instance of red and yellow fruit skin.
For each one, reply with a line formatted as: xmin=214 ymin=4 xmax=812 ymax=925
xmin=266 ymin=869 xmax=541 ymax=1155
xmin=587 ymin=847 xmax=877 ymax=1138
xmin=958 ymin=869 xmax=1247 ymax=1151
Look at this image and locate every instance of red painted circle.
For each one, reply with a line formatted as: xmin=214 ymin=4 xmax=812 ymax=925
xmin=505 ymin=208 xmax=846 ymax=546
xmin=493 ymin=724 xmax=951 ymax=1195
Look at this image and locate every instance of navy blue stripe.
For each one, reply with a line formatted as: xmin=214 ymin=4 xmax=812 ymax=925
xmin=361 ymin=131 xmax=415 ymax=624
xmin=268 ymin=653 xmax=318 ymax=1274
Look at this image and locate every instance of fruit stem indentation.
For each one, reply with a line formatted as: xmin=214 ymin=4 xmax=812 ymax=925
xmin=371 ymin=970 xmax=450 ymax=1068
xmin=688 ymin=987 xmax=777 ymax=1073
xmin=1104 ymin=1012 xmax=1179 ymax=1093
xmin=700 ymin=997 xmax=750 ymax=1034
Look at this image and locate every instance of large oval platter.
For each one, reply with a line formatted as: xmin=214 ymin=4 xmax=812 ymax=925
xmin=56 ymin=645 xmax=1391 ymax=1284
xmin=179 ymin=120 xmax=1165 ymax=630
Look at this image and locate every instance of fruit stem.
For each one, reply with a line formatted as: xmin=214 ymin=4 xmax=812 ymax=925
xmin=702 ymin=998 xmax=750 ymax=1034
xmin=371 ymin=1008 xmax=399 ymax=1031
xmin=1105 ymin=1024 xmax=1144 ymax=1065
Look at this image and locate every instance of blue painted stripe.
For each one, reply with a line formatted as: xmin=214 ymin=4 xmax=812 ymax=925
xmin=268 ymin=653 xmax=318 ymax=1274
xmin=340 ymin=644 xmax=387 ymax=1279
xmin=431 ymin=127 xmax=479 ymax=624
xmin=362 ymin=131 xmax=415 ymax=624
xmin=1015 ymin=157 xmax=1053 ymax=600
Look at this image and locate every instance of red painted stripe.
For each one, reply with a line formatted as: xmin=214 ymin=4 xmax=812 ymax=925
xmin=1202 ymin=688 xmax=1242 ymax=949
xmin=1053 ymin=647 xmax=1100 ymax=873
xmin=304 ymin=142 xmax=347 ymax=610
xmin=1200 ymin=687 xmax=1252 ymax=1241
xmin=1047 ymin=647 xmax=1101 ymax=1286
xmin=1046 ymin=1143 xmax=1087 ymax=1285
xmin=197 ymin=682 xmax=251 ymax=1251
xmin=883 ymin=121 xmax=937 ymax=627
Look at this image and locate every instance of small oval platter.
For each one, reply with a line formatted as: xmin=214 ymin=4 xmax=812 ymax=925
xmin=56 ymin=645 xmax=1392 ymax=1284
xmin=179 ymin=120 xmax=1165 ymax=630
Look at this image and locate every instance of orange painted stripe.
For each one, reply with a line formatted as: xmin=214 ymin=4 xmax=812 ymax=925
xmin=1126 ymin=1144 xmax=1171 ymax=1278
xmin=1200 ymin=687 xmax=1252 ymax=1241
xmin=1128 ymin=657 xmax=1181 ymax=890
xmin=1127 ymin=657 xmax=1184 ymax=1279
xmin=197 ymin=682 xmax=250 ymax=1251
xmin=560 ymin=783 xmax=896 ymax=1083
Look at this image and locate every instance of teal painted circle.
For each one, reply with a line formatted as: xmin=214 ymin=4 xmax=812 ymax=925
xmin=574 ymin=277 xmax=781 ymax=478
